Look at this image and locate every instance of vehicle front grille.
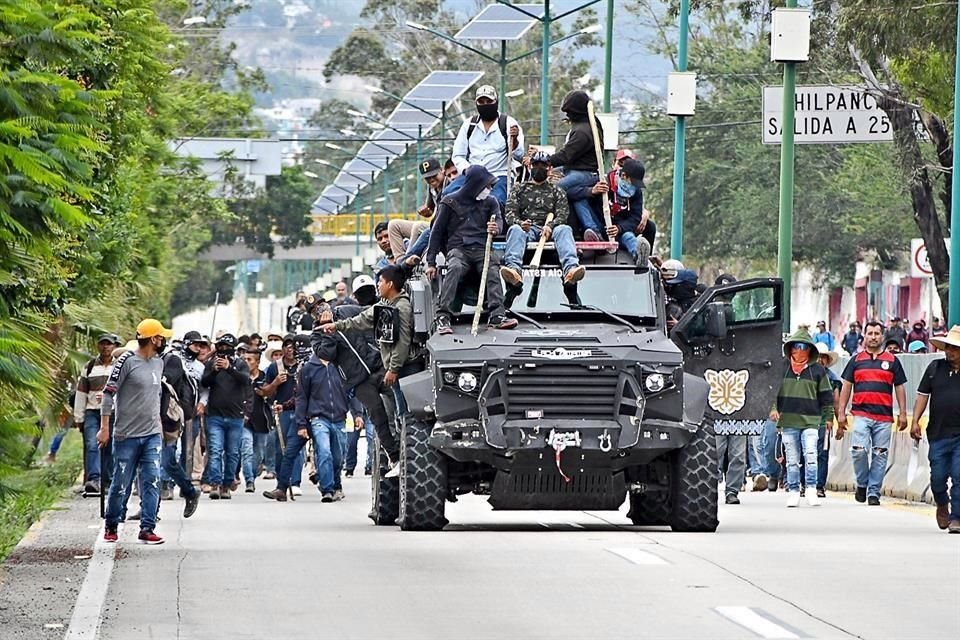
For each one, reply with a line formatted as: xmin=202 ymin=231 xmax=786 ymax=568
xmin=511 ymin=347 xmax=612 ymax=360
xmin=505 ymin=363 xmax=620 ymax=419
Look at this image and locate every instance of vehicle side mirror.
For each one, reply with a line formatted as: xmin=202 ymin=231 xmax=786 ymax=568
xmin=705 ymin=302 xmax=728 ymax=339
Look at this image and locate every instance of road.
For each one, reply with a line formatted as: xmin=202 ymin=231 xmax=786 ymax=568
xmin=1 ymin=474 xmax=957 ymax=640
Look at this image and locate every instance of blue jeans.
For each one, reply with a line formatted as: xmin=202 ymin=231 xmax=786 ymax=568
xmin=274 ymin=410 xmax=303 ymax=487
xmin=442 ymin=174 xmax=508 ymax=207
xmin=277 ymin=418 xmax=344 ymax=493
xmin=48 ymin=427 xmax=69 ymax=455
xmin=105 ymin=433 xmax=162 ymax=531
xmin=761 ymin=419 xmax=781 ymax=480
xmin=800 ymin=427 xmax=830 ymax=490
xmin=503 ymin=224 xmax=579 ymax=274
xmin=400 ymin=227 xmax=431 ymax=262
xmin=346 ymin=416 xmax=375 ymax=473
xmin=161 ymin=440 xmax=197 ymax=498
xmin=850 ymin=416 xmax=892 ymax=497
xmin=782 ymin=428 xmax=819 ymax=492
xmin=929 ymin=434 xmax=960 ymax=517
xmin=747 ymin=435 xmax=765 ymax=476
xmin=557 ymin=170 xmax=601 ymax=233
xmin=242 ymin=429 xmax=269 ymax=483
xmin=83 ymin=410 xmax=112 ymax=483
xmin=204 ymin=415 xmax=244 ymax=487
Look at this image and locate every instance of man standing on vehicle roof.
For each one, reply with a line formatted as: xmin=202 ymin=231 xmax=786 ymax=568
xmin=500 ymin=151 xmax=585 ymax=287
xmin=445 ymin=85 xmax=524 ymax=207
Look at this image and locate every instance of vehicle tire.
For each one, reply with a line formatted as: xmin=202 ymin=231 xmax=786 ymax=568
xmin=398 ymin=418 xmax=448 ymax=531
xmin=669 ymin=419 xmax=719 ymax=532
xmin=369 ymin=438 xmax=399 ymax=526
xmin=627 ymin=491 xmax=670 ymax=526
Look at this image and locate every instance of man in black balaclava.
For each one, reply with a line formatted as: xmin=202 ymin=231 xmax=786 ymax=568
xmin=545 ymin=90 xmax=605 ymax=241
xmin=426 ymin=165 xmax=518 ymax=335
xmin=445 ymin=85 xmax=524 ymax=207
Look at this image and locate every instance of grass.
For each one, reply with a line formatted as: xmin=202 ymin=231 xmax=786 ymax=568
xmin=0 ymin=430 xmax=84 ymax=562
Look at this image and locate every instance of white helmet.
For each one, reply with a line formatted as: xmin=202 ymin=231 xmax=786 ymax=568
xmin=660 ymin=259 xmax=684 ymax=278
xmin=352 ymin=274 xmax=375 ymax=294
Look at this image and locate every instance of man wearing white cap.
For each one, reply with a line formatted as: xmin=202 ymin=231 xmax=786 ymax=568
xmin=912 ymin=325 xmax=960 ymax=533
xmin=446 ymin=85 xmax=524 ymax=206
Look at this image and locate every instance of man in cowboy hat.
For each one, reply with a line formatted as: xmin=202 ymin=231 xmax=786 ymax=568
xmin=799 ymin=343 xmax=843 ymax=499
xmin=912 ymin=325 xmax=960 ymax=533
xmin=771 ymin=329 xmax=835 ymax=507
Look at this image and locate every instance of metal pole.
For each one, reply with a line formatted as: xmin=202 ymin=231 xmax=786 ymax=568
xmin=950 ymin=5 xmax=960 ymax=325
xmin=777 ymin=0 xmax=799 ymax=332
xmin=669 ymin=0 xmax=690 ymax=261
xmin=416 ymin=124 xmax=423 ymax=207
xmin=603 ymin=0 xmax=614 ymax=112
xmin=440 ymin=100 xmax=447 ymax=159
xmin=540 ymin=0 xmax=551 ymax=145
xmin=500 ymin=40 xmax=508 ymax=111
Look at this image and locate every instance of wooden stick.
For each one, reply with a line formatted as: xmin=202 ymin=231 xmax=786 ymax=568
xmin=586 ymin=100 xmax=612 ymax=228
xmin=526 ymin=213 xmax=555 ymax=307
xmin=472 ymin=215 xmax=497 ymax=336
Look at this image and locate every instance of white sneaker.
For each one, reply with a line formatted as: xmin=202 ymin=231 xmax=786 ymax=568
xmin=291 ymin=485 xmax=302 ymax=497
xmin=384 ymin=462 xmax=401 ymax=479
xmin=786 ymin=492 xmax=801 ymax=508
xmin=806 ymin=492 xmax=820 ymax=507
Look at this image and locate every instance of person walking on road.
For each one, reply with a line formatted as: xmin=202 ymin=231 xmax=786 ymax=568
xmin=772 ymin=329 xmax=835 ymax=508
xmin=263 ymin=336 xmax=304 ymax=496
xmin=841 ymin=322 xmax=862 ymax=356
xmin=912 ymin=326 xmax=960 ymax=533
xmin=883 ymin=317 xmax=907 ymax=351
xmin=157 ymin=343 xmax=200 ymax=519
xmin=99 ymin=319 xmax=171 ymax=545
xmin=835 ymin=321 xmax=909 ymax=505
xmin=241 ymin=351 xmax=273 ymax=493
xmin=812 ymin=321 xmax=836 ymax=351
xmin=200 ymin=333 xmax=250 ymax=500
xmin=74 ymin=333 xmax=121 ymax=495
xmin=345 ymin=397 xmax=374 ymax=477
xmin=799 ymin=343 xmax=842 ymax=499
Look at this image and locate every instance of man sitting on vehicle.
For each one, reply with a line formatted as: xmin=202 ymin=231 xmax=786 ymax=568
xmin=388 ymin=157 xmax=446 ymax=262
xmin=499 ymin=151 xmax=585 ymax=286
xmin=583 ymin=158 xmax=653 ymax=268
xmin=426 ymin=165 xmax=517 ymax=335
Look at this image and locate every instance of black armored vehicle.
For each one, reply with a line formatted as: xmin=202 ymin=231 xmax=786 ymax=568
xmin=373 ymin=241 xmax=784 ymax=532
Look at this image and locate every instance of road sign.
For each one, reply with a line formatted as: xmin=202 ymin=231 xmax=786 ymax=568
xmin=911 ymin=238 xmax=951 ymax=278
xmin=762 ymin=85 xmax=892 ymax=144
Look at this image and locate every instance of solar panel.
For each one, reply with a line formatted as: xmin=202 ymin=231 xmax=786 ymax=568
xmin=455 ymin=3 xmax=543 ymax=41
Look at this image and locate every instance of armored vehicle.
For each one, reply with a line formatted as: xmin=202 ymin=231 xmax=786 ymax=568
xmin=372 ymin=241 xmax=784 ymax=531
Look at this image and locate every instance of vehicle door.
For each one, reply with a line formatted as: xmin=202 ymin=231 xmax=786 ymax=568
xmin=670 ymin=278 xmax=785 ymax=435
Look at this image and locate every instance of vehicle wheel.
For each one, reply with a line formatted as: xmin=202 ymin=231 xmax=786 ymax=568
xmin=627 ymin=491 xmax=670 ymax=526
xmin=398 ymin=418 xmax=448 ymax=531
xmin=369 ymin=437 xmax=399 ymax=526
xmin=669 ymin=419 xmax=719 ymax=532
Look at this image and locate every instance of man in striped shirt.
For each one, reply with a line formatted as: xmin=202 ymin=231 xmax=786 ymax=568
xmin=73 ymin=333 xmax=122 ymax=495
xmin=836 ymin=321 xmax=908 ymax=505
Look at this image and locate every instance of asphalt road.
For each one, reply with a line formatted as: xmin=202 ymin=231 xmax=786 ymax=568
xmin=1 ymin=472 xmax=956 ymax=640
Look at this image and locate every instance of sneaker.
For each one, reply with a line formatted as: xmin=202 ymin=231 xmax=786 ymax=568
xmin=332 ymin=489 xmax=345 ymax=502
xmin=948 ymin=519 xmax=960 ymax=534
xmin=129 ymin=509 xmax=141 ymax=521
xmin=209 ymin=485 xmax=221 ymax=500
xmin=634 ymin=237 xmax=651 ymax=269
xmin=345 ymin=469 xmax=354 ymax=478
xmin=245 ymin=482 xmax=255 ymax=493
xmin=855 ymin=486 xmax=867 ymax=503
xmin=768 ymin=482 xmax=778 ymax=493
xmin=786 ymin=492 xmax=801 ymax=508
xmin=103 ymin=529 xmax=118 ymax=543
xmin=261 ymin=472 xmax=276 ymax=480
xmin=490 ymin=314 xmax=518 ymax=330
xmin=183 ymin=492 xmax=199 ymax=519
xmin=867 ymin=495 xmax=880 ymax=506
xmin=435 ymin=316 xmax=453 ymax=336
xmin=384 ymin=462 xmax=401 ymax=479
xmin=220 ymin=487 xmax=232 ymax=500
xmin=936 ymin=504 xmax=950 ymax=530
xmin=806 ymin=492 xmax=821 ymax=507
xmin=229 ymin=480 xmax=239 ymax=492
xmin=500 ymin=265 xmax=522 ymax=286
xmin=752 ymin=474 xmax=768 ymax=492
xmin=321 ymin=493 xmax=335 ymax=503
xmin=263 ymin=488 xmax=287 ymax=502
xmin=201 ymin=483 xmax=212 ymax=494
xmin=83 ymin=480 xmax=100 ymax=495
xmin=160 ymin=487 xmax=174 ymax=501
xmin=364 ymin=468 xmax=372 ymax=476
xmin=563 ymin=265 xmax=586 ymax=285
xmin=291 ymin=485 xmax=302 ymax=497
xmin=308 ymin=471 xmax=318 ymax=485
xmin=138 ymin=530 xmax=164 ymax=545
xmin=725 ymin=493 xmax=740 ymax=505
xmin=583 ymin=229 xmax=601 ymax=243
xmin=816 ymin=488 xmax=826 ymax=499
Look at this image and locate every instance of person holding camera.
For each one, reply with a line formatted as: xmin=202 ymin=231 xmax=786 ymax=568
xmin=200 ymin=333 xmax=250 ymax=500
xmin=263 ymin=335 xmax=305 ymax=495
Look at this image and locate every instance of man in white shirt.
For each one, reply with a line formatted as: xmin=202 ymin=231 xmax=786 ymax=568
xmin=444 ymin=85 xmax=524 ymax=207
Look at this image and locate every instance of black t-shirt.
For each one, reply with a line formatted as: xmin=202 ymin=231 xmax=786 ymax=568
xmin=245 ymin=371 xmax=273 ymax=434
xmin=917 ymin=359 xmax=960 ymax=440
xmin=265 ymin=359 xmax=300 ymax=409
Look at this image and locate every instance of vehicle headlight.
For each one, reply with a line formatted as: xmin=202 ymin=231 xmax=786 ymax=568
xmin=442 ymin=370 xmax=457 ymax=385
xmin=644 ymin=373 xmax=665 ymax=393
xmin=457 ymin=372 xmax=478 ymax=393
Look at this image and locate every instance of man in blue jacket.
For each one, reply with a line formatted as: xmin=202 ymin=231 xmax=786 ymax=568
xmin=263 ymin=353 xmax=349 ymax=503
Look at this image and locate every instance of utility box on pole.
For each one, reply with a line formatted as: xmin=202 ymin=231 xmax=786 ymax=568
xmin=770 ymin=8 xmax=811 ymax=63
xmin=667 ymin=71 xmax=697 ymax=116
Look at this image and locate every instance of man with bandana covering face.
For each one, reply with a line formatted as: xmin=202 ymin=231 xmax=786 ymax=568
xmin=445 ymin=85 xmax=524 ymax=206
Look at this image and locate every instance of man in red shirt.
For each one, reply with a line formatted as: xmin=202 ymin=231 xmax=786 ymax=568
xmin=835 ymin=321 xmax=908 ymax=505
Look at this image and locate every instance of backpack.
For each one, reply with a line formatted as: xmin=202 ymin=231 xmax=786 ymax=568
xmin=160 ymin=378 xmax=185 ymax=444
xmin=465 ymin=114 xmax=509 ymax=162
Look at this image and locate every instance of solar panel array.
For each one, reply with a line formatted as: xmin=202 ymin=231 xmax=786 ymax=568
xmin=311 ymin=70 xmax=483 ymax=215
xmin=454 ymin=3 xmax=544 ymax=41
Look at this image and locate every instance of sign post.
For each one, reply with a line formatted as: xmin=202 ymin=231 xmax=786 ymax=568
xmin=763 ymin=85 xmax=893 ymax=145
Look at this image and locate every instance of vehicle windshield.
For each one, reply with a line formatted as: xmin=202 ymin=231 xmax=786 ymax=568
xmin=507 ymin=268 xmax=657 ymax=318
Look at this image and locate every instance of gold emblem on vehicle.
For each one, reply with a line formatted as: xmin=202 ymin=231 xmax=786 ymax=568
xmin=704 ymin=369 xmax=749 ymax=415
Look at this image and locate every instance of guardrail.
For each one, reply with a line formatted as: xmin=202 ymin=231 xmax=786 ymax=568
xmin=308 ymin=212 xmax=422 ymax=236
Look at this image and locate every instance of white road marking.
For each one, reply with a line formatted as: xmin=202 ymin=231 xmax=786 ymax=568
xmin=64 ymin=527 xmax=116 ymax=640
xmin=714 ymin=606 xmax=801 ymax=639
xmin=606 ymin=547 xmax=669 ymax=565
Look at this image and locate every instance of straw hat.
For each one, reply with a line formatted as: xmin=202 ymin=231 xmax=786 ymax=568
xmin=262 ymin=340 xmax=283 ymax=361
xmin=815 ymin=342 xmax=839 ymax=367
xmin=929 ymin=325 xmax=960 ymax=350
